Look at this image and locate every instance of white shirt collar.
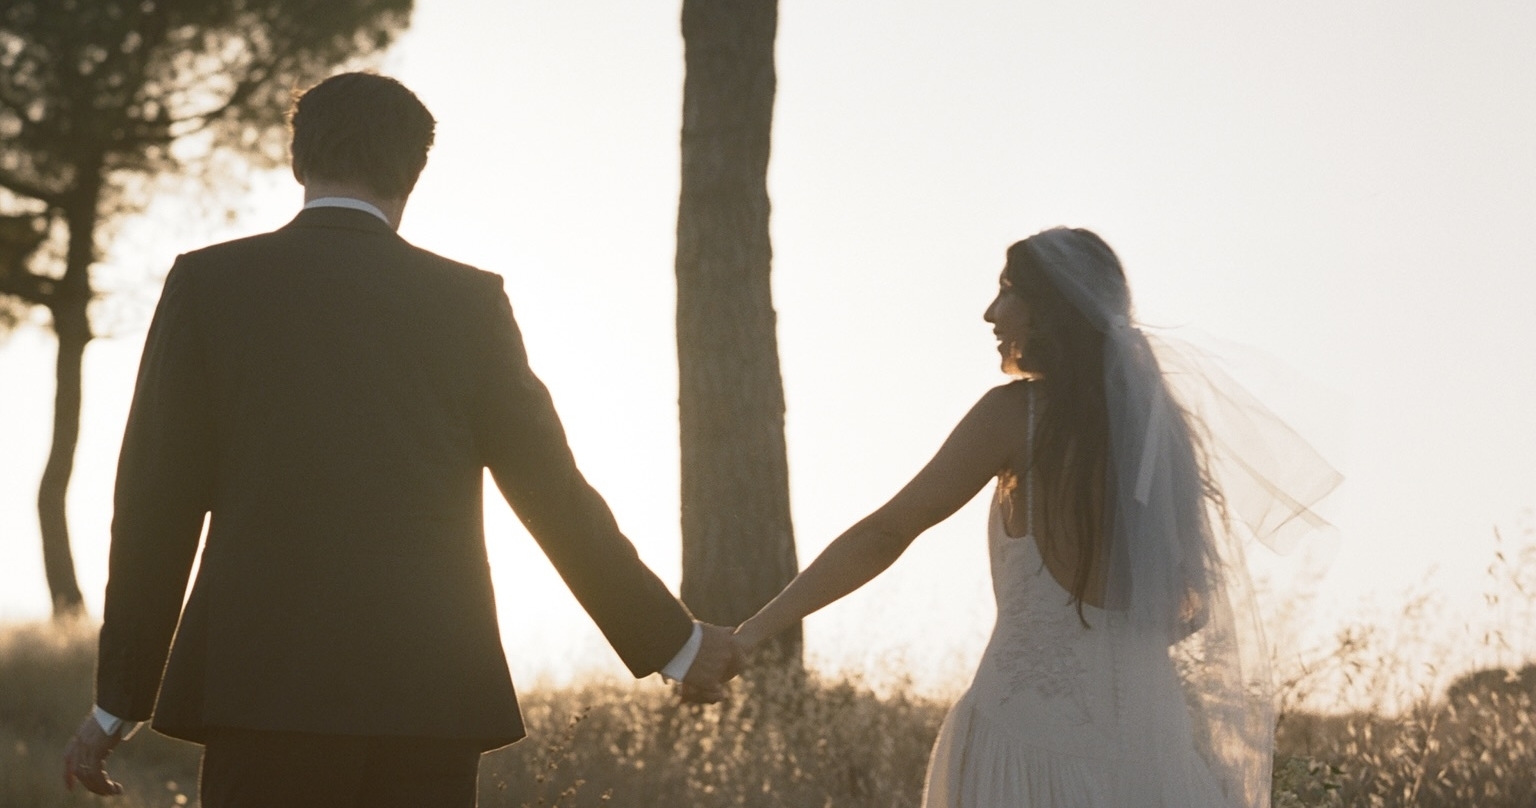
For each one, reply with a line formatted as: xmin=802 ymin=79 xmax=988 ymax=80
xmin=303 ymin=196 xmax=391 ymax=225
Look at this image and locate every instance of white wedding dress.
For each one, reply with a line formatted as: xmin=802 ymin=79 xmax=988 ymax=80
xmin=915 ymin=228 xmax=1336 ymax=808
xmin=921 ymin=491 xmax=1234 ymax=808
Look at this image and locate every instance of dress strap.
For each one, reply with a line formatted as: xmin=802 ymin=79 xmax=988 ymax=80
xmin=1026 ymin=382 xmax=1036 ymax=538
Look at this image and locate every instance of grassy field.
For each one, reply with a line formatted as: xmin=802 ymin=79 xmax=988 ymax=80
xmin=0 ymin=623 xmax=944 ymax=808
xmin=3 ymin=620 xmax=1534 ymax=808
xmin=6 ymin=527 xmax=1536 ymax=807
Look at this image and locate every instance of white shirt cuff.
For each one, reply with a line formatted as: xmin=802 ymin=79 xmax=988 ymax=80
xmin=92 ymin=705 xmax=142 ymax=740
xmin=659 ymin=622 xmax=704 ymax=682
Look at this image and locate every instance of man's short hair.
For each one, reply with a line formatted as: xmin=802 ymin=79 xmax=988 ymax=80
xmin=289 ymin=73 xmax=436 ymax=199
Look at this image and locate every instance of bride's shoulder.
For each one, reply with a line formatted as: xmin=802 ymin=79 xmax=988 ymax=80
xmin=980 ymin=378 xmax=1036 ymax=407
xmin=967 ymin=379 xmax=1036 ymax=428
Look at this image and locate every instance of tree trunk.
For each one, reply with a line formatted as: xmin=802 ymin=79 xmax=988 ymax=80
xmin=675 ymin=0 xmax=800 ymax=665
xmin=39 ymin=188 xmax=98 ymax=620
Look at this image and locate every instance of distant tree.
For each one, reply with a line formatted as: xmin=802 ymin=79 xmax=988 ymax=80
xmin=0 ymin=0 xmax=413 ymax=619
xmin=1445 ymin=663 xmax=1536 ymax=705
xmin=674 ymin=0 xmax=801 ymax=666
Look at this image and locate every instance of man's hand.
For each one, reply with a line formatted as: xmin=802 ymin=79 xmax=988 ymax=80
xmin=63 ymin=713 xmax=124 ymax=796
xmin=679 ymin=622 xmax=744 ymax=704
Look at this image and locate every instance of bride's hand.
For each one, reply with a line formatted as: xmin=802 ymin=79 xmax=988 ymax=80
xmin=730 ymin=621 xmax=759 ymax=657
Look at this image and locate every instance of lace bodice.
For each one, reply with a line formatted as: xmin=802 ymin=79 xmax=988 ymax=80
xmin=964 ymin=384 xmax=1182 ymax=758
xmin=923 ymin=487 xmax=1231 ymax=806
xmin=976 ymin=501 xmax=1121 ymax=741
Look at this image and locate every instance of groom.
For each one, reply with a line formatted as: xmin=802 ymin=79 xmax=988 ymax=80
xmin=63 ymin=72 xmax=739 ymax=806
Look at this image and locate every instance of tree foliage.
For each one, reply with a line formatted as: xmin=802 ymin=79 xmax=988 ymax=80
xmin=0 ymin=0 xmax=411 ymax=206
xmin=0 ymin=0 xmax=413 ymax=616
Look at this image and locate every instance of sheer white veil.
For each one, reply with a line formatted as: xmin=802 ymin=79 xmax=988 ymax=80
xmin=1020 ymin=228 xmax=1341 ymax=807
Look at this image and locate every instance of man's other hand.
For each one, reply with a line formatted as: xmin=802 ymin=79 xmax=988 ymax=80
xmin=63 ymin=713 xmax=124 ymax=796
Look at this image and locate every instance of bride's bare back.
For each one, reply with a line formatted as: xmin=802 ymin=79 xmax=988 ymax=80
xmin=995 ymin=386 xmax=1109 ymax=611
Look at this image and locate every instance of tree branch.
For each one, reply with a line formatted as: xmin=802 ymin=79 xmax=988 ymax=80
xmin=162 ymin=61 xmax=278 ymax=137
xmin=0 ymin=167 xmax=66 ymax=208
xmin=0 ymin=266 xmax=55 ymax=306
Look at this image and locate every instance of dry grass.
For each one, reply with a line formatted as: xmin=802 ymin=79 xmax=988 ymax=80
xmin=4 ymin=524 xmax=1534 ymax=807
xmin=0 ymin=630 xmax=942 ymax=808
xmin=1268 ymin=523 xmax=1536 ymax=807
xmin=476 ymin=669 xmax=944 ymax=807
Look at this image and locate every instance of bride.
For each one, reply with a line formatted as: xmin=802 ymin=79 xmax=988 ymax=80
xmin=731 ymin=228 xmax=1338 ymax=807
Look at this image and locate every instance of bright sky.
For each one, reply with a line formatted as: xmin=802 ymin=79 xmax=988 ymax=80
xmin=2 ymin=0 xmax=1534 ymax=697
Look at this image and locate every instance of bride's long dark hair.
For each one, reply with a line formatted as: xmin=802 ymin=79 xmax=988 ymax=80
xmin=1001 ymin=232 xmax=1120 ymax=622
xmin=1003 ymin=229 xmax=1222 ymax=628
xmin=994 ymin=228 xmax=1335 ymax=803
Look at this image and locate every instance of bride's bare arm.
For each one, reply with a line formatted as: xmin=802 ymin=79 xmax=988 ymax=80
xmin=734 ymin=384 xmax=1030 ymax=651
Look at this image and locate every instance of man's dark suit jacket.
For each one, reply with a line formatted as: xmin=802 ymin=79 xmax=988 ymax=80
xmin=95 ymin=207 xmax=693 ymax=750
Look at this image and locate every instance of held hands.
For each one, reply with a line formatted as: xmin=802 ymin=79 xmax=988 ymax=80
xmin=62 ymin=713 xmax=124 ymax=796
xmin=678 ymin=623 xmax=746 ymax=704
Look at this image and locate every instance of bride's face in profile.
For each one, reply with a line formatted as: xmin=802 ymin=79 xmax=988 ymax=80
xmin=984 ymin=272 xmax=1035 ymax=376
